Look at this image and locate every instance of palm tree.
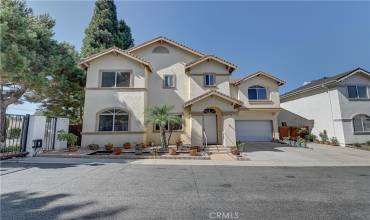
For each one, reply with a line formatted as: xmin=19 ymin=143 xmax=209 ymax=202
xmin=145 ymin=105 xmax=182 ymax=149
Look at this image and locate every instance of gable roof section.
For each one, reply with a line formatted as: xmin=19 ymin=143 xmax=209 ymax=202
xmin=231 ymin=71 xmax=285 ymax=86
xmin=126 ymin=36 xmax=204 ymax=57
xmin=79 ymin=47 xmax=153 ymax=72
xmin=184 ymin=90 xmax=243 ymax=108
xmin=281 ymin=67 xmax=370 ymax=99
xmin=185 ymin=55 xmax=237 ymax=73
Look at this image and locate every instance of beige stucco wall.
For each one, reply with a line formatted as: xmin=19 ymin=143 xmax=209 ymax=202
xmin=81 ymin=40 xmax=285 ymax=148
xmin=85 ymin=54 xmax=146 ymax=88
xmin=235 ymin=75 xmax=280 ymax=108
xmin=188 ymin=60 xmax=231 ymax=99
xmin=81 ymin=133 xmax=145 ymax=148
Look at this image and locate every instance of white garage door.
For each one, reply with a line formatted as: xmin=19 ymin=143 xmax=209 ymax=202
xmin=235 ymin=120 xmax=273 ymax=142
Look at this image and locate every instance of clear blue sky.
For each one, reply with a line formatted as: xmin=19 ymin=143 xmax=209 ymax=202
xmin=8 ymin=1 xmax=370 ymax=114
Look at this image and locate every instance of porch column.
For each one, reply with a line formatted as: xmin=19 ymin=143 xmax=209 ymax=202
xmin=223 ymin=114 xmax=236 ymax=147
xmin=191 ymin=115 xmax=203 ymax=147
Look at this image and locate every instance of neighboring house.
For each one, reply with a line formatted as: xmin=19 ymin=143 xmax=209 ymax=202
xmin=280 ymin=68 xmax=370 ymax=146
xmin=79 ymin=36 xmax=285 ymax=148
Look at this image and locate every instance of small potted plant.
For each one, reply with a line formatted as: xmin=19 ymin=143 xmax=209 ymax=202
xmin=135 ymin=143 xmax=143 ymax=155
xmin=189 ymin=146 xmax=198 ymax=156
xmin=319 ymin=130 xmax=329 ymax=144
xmin=105 ymin=143 xmax=113 ymax=151
xmin=123 ymin=142 xmax=131 ymax=149
xmin=176 ymin=138 xmax=183 ymax=149
xmin=113 ymin=146 xmax=122 ymax=155
xmin=57 ymin=130 xmax=78 ymax=152
xmin=330 ymin=137 xmax=339 ymax=146
xmin=169 ymin=146 xmax=177 ymax=155
xmin=87 ymin=144 xmax=99 ymax=151
xmin=230 ymin=146 xmax=240 ymax=155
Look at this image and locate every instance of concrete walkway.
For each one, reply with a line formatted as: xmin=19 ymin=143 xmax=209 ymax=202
xmin=3 ymin=142 xmax=370 ymax=167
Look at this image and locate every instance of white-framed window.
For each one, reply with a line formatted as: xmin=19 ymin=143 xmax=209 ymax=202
xmin=353 ymin=114 xmax=370 ymax=133
xmin=101 ymin=71 xmax=130 ymax=87
xmin=163 ymin=75 xmax=175 ymax=88
xmin=98 ymin=108 xmax=129 ymax=131
xmin=204 ymin=73 xmax=216 ymax=86
xmin=154 ymin=114 xmax=183 ymax=131
xmin=347 ymin=85 xmax=368 ymax=99
xmin=248 ymin=85 xmax=267 ymax=100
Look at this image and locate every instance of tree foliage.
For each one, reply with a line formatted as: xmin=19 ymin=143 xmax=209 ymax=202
xmin=81 ymin=0 xmax=134 ymax=57
xmin=145 ymin=105 xmax=182 ymax=148
xmin=32 ymin=43 xmax=86 ymax=124
xmin=0 ymin=0 xmax=56 ymax=143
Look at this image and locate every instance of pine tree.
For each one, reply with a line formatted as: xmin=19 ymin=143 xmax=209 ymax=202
xmin=117 ymin=20 xmax=134 ymax=49
xmin=81 ymin=0 xmax=133 ymax=57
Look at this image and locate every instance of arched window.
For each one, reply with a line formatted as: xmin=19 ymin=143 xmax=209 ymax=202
xmin=353 ymin=114 xmax=370 ymax=133
xmin=152 ymin=46 xmax=170 ymax=54
xmin=248 ymin=85 xmax=267 ymax=100
xmin=203 ymin=108 xmax=216 ymax=114
xmin=98 ymin=108 xmax=129 ymax=131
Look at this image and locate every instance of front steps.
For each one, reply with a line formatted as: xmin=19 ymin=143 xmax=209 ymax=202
xmin=205 ymin=145 xmax=230 ymax=154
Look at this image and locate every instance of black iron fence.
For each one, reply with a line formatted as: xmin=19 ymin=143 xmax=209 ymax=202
xmin=43 ymin=117 xmax=57 ymax=151
xmin=1 ymin=114 xmax=29 ymax=156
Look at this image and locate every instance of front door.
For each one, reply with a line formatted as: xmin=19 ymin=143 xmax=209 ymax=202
xmin=203 ymin=115 xmax=217 ymax=144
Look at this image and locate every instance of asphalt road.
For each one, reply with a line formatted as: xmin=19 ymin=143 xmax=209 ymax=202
xmin=1 ymin=161 xmax=370 ymax=220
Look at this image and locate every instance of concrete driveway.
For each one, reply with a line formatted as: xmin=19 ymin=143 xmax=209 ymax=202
xmin=242 ymin=142 xmax=370 ymax=166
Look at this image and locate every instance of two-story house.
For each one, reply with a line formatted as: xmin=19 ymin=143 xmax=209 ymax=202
xmin=79 ymin=36 xmax=285 ymax=148
xmin=280 ymin=68 xmax=370 ymax=146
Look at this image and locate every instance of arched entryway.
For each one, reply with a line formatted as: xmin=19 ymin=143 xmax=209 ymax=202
xmin=202 ymin=107 xmax=222 ymax=145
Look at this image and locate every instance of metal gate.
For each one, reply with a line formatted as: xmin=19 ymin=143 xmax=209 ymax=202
xmin=43 ymin=117 xmax=57 ymax=151
xmin=1 ymin=114 xmax=30 ymax=158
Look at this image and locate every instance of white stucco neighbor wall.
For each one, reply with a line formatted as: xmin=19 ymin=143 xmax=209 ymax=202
xmin=281 ymin=88 xmax=341 ymax=143
xmin=336 ymin=74 xmax=370 ymax=144
xmin=281 ymin=72 xmax=370 ymax=145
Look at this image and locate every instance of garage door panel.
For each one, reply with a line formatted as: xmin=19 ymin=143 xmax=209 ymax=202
xmin=236 ymin=120 xmax=273 ymax=142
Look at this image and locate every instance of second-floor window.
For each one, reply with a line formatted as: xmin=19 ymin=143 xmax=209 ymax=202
xmin=204 ymin=73 xmax=216 ymax=86
xmin=248 ymin=85 xmax=267 ymax=100
xmin=163 ymin=75 xmax=175 ymax=88
xmin=101 ymin=71 xmax=130 ymax=88
xmin=347 ymin=85 xmax=368 ymax=99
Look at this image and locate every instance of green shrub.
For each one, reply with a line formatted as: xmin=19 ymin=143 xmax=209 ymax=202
xmin=366 ymin=141 xmax=370 ymax=146
xmin=0 ymin=145 xmax=20 ymax=153
xmin=330 ymin=137 xmax=339 ymax=145
xmin=305 ymin=133 xmax=317 ymax=142
xmin=8 ymin=128 xmax=21 ymax=139
xmin=353 ymin=143 xmax=362 ymax=148
xmin=57 ymin=130 xmax=78 ymax=146
xmin=319 ymin=130 xmax=328 ymax=142
xmin=87 ymin=144 xmax=99 ymax=150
